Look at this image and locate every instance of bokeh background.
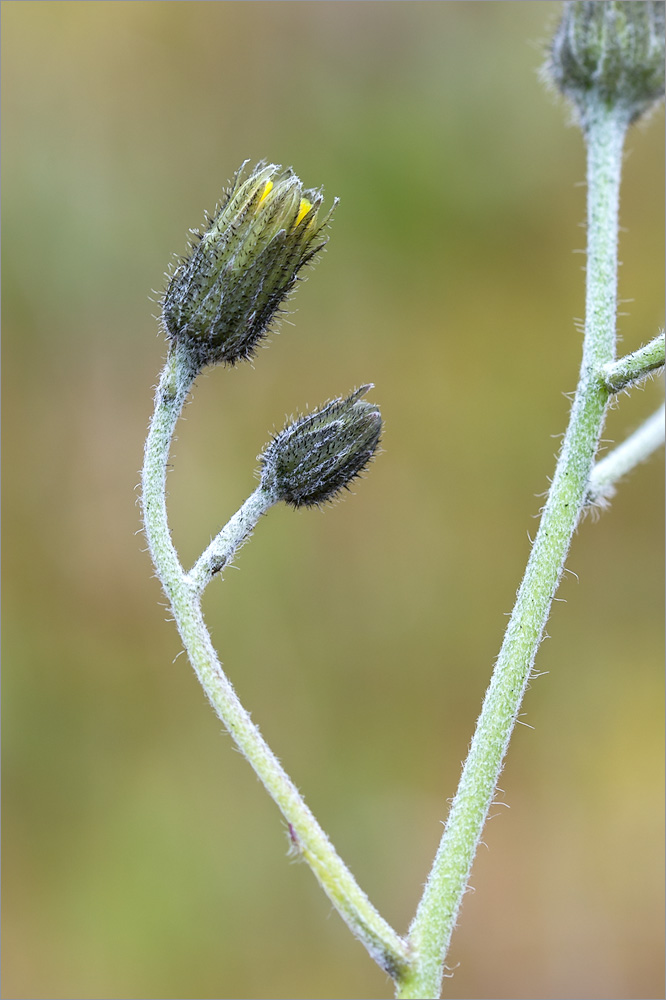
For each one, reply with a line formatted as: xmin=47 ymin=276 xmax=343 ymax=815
xmin=2 ymin=3 xmax=664 ymax=999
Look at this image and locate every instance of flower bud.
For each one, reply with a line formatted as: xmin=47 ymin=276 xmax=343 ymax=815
xmin=546 ymin=1 xmax=665 ymax=128
xmin=259 ymin=386 xmax=382 ymax=508
xmin=162 ymin=161 xmax=337 ymax=367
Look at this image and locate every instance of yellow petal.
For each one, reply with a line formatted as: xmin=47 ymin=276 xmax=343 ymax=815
xmin=294 ymin=198 xmax=312 ymax=227
xmin=258 ymin=180 xmax=274 ymax=205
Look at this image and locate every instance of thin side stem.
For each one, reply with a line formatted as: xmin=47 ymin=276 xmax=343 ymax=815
xmin=586 ymin=404 xmax=665 ymax=505
xmin=186 ymin=487 xmax=276 ymax=598
xmin=601 ymin=331 xmax=665 ymax=393
xmin=397 ymin=106 xmax=629 ymax=1000
xmin=142 ymin=346 xmax=410 ymax=981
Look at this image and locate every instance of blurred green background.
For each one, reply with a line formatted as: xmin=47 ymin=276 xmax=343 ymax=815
xmin=2 ymin=3 xmax=663 ymax=999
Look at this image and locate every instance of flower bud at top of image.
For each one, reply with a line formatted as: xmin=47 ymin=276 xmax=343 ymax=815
xmin=546 ymin=1 xmax=665 ymax=128
xmin=259 ymin=386 xmax=382 ymax=508
xmin=162 ymin=161 xmax=337 ymax=367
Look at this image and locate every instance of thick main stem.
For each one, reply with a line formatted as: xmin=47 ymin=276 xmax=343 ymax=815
xmin=141 ymin=343 xmax=410 ymax=981
xmin=398 ymin=106 xmax=628 ymax=999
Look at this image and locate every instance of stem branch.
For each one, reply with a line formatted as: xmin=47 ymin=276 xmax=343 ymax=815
xmin=142 ymin=345 xmax=410 ymax=981
xmin=186 ymin=487 xmax=277 ymax=598
xmin=601 ymin=331 xmax=665 ymax=393
xmin=586 ymin=404 xmax=665 ymax=505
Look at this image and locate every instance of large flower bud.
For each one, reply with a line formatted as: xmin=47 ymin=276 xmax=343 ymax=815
xmin=162 ymin=161 xmax=336 ymax=367
xmin=259 ymin=386 xmax=382 ymax=508
xmin=546 ymin=1 xmax=665 ymax=129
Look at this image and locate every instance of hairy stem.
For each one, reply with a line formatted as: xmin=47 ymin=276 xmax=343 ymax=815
xmin=398 ymin=105 xmax=629 ymax=1000
xmin=586 ymin=404 xmax=665 ymax=504
xmin=142 ymin=345 xmax=410 ymax=981
xmin=601 ymin=331 xmax=665 ymax=393
xmin=186 ymin=487 xmax=277 ymax=598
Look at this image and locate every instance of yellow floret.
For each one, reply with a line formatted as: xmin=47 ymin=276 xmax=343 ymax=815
xmin=294 ymin=198 xmax=312 ymax=227
xmin=258 ymin=180 xmax=274 ymax=204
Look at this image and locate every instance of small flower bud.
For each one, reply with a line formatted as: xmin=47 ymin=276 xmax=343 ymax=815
xmin=162 ymin=161 xmax=337 ymax=367
xmin=546 ymin=1 xmax=665 ymax=128
xmin=259 ymin=386 xmax=382 ymax=508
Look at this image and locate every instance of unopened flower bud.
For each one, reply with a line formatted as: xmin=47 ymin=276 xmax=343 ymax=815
xmin=162 ymin=161 xmax=336 ymax=367
xmin=546 ymin=1 xmax=665 ymax=128
xmin=259 ymin=386 xmax=382 ymax=508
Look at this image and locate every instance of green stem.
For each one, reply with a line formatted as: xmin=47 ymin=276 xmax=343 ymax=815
xmin=601 ymin=331 xmax=665 ymax=393
xmin=586 ymin=404 xmax=665 ymax=505
xmin=186 ymin=487 xmax=276 ymax=598
xmin=142 ymin=341 xmax=199 ymax=591
xmin=397 ymin=106 xmax=629 ymax=1000
xmin=141 ymin=344 xmax=410 ymax=981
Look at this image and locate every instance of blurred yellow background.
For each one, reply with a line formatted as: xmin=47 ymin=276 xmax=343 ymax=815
xmin=2 ymin=3 xmax=663 ymax=999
